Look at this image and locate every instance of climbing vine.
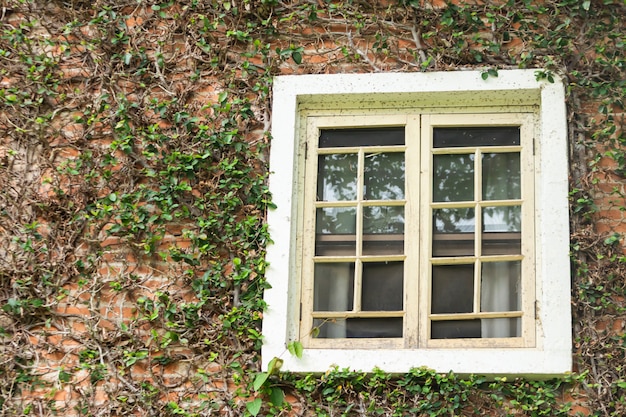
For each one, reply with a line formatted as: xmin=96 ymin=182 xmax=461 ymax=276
xmin=0 ymin=0 xmax=625 ymax=415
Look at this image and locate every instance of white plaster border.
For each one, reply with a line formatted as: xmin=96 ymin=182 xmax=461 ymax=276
xmin=262 ymin=70 xmax=571 ymax=376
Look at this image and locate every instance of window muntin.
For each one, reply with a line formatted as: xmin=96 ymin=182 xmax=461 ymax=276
xmin=300 ymin=113 xmax=535 ymax=349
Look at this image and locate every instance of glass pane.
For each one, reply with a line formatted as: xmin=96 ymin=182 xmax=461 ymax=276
xmin=312 ymin=318 xmax=347 ymax=339
xmin=481 ymin=261 xmax=521 ymax=312
xmin=482 ymin=206 xmax=521 ymax=255
xmin=313 ymin=263 xmax=354 ymax=311
xmin=362 ymin=262 xmax=403 ymax=311
xmin=433 ymin=127 xmax=520 ymax=148
xmin=316 ymin=208 xmax=356 ymax=256
xmin=363 ymin=206 xmax=404 ymax=255
xmin=482 ymin=153 xmax=521 ymax=200
xmin=316 ymin=207 xmax=356 ymax=234
xmin=364 ymin=152 xmax=405 ymax=200
xmin=431 ymin=264 xmax=474 ymax=314
xmin=433 ymin=154 xmax=474 ymax=202
xmin=363 ymin=236 xmax=404 ymax=256
xmin=480 ymin=318 xmax=521 ymax=338
xmin=319 ymin=127 xmax=404 ymax=148
xmin=363 ymin=206 xmax=404 ymax=256
xmin=431 ymin=320 xmax=481 ymax=339
xmin=431 ymin=319 xmax=520 ymax=339
xmin=432 ymin=208 xmax=475 ymax=257
xmin=364 ymin=206 xmax=404 ymax=234
xmin=317 ymin=154 xmax=358 ymax=201
xmin=433 ymin=208 xmax=475 ymax=233
xmin=482 ymin=206 xmax=521 ymax=232
xmin=313 ymin=318 xmax=403 ymax=338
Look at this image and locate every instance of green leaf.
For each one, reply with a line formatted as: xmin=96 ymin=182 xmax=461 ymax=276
xmin=267 ymin=357 xmax=283 ymax=375
xmin=287 ymin=341 xmax=303 ymax=358
xmin=59 ymin=370 xmax=72 ymax=383
xmin=269 ymin=387 xmax=284 ymax=406
xmin=311 ymin=326 xmax=320 ymax=338
xmin=246 ymin=398 xmax=262 ymax=416
xmin=582 ymin=0 xmax=591 ymax=10
xmin=253 ymin=372 xmax=268 ymax=392
xmin=292 ymin=51 xmax=302 ymax=64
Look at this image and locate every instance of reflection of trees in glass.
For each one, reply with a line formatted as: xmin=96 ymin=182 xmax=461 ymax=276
xmin=315 ymin=150 xmax=405 ymax=236
xmin=433 ymin=154 xmax=474 ymax=202
xmin=364 ymin=153 xmax=404 ymax=200
xmin=317 ymin=154 xmax=357 ymax=201
xmin=364 ymin=206 xmax=404 ymax=234
xmin=482 ymin=153 xmax=520 ymax=200
xmin=433 ymin=208 xmax=475 ymax=233
xmin=316 ymin=207 xmax=356 ymax=234
xmin=433 ymin=151 xmax=522 ymax=234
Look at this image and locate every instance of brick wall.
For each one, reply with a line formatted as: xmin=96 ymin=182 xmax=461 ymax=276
xmin=1 ymin=0 xmax=625 ymax=415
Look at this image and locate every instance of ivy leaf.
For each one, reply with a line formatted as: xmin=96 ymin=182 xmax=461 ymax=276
xmin=267 ymin=357 xmax=283 ymax=375
xmin=291 ymin=51 xmax=302 ymax=64
xmin=253 ymin=372 xmax=268 ymax=392
xmin=287 ymin=341 xmax=303 ymax=358
xmin=246 ymin=398 xmax=262 ymax=416
xmin=58 ymin=369 xmax=72 ymax=383
xmin=269 ymin=387 xmax=284 ymax=406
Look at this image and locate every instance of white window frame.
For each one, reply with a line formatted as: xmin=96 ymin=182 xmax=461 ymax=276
xmin=262 ymin=70 xmax=571 ymax=376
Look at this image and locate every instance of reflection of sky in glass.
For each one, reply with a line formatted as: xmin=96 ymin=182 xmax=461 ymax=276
xmin=317 ymin=154 xmax=357 ymax=201
xmin=364 ymin=152 xmax=405 ymax=200
xmin=364 ymin=206 xmax=404 ymax=234
xmin=482 ymin=206 xmax=521 ymax=232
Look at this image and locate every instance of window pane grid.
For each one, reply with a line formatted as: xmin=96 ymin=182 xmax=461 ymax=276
xmin=428 ymin=124 xmax=524 ymax=341
xmin=308 ymin=126 xmax=407 ymax=341
xmin=302 ymin=114 xmax=533 ymax=348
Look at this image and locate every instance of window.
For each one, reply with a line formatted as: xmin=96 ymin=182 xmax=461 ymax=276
xmin=262 ymin=70 xmax=571 ymax=375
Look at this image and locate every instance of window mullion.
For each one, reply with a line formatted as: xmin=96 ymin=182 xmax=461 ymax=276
xmin=354 ymin=148 xmax=365 ymax=313
xmin=299 ymin=120 xmax=321 ymax=346
xmin=404 ymin=115 xmax=420 ymax=348
xmin=474 ymin=148 xmax=483 ymax=314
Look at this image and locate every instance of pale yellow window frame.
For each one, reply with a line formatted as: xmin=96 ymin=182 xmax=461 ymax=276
xmin=419 ymin=113 xmax=536 ymax=349
xmin=298 ymin=111 xmax=536 ymax=350
xmin=299 ymin=114 xmax=420 ymax=350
